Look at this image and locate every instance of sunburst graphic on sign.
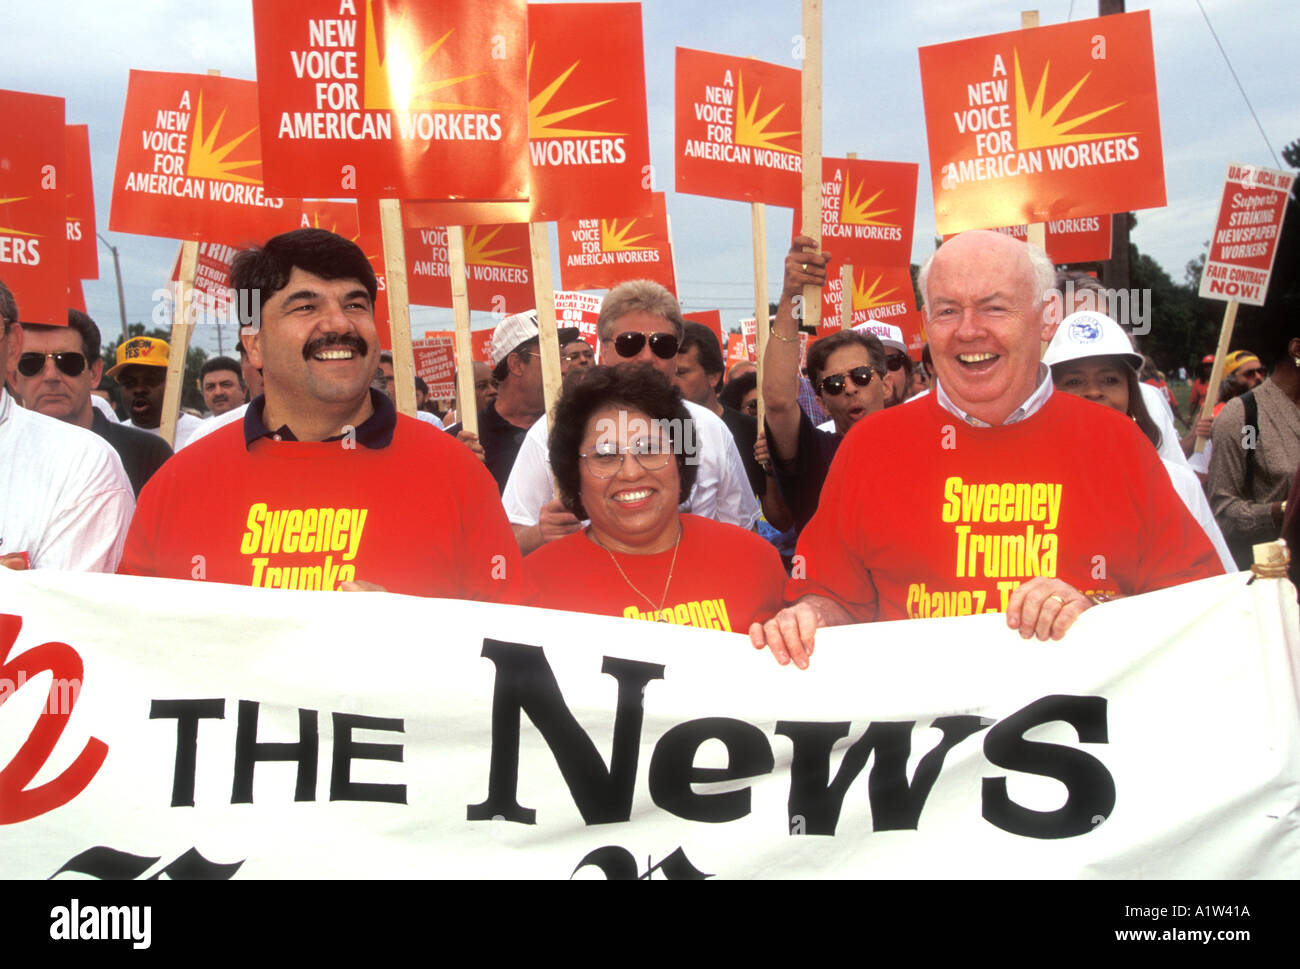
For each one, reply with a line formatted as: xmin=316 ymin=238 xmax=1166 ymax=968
xmin=186 ymin=92 xmax=261 ymax=184
xmin=363 ymin=0 xmax=484 ymax=112
xmin=0 ymin=197 xmax=38 ymax=236
xmin=839 ymin=176 xmax=898 ymax=227
xmin=1013 ymin=50 xmax=1133 ymax=151
xmin=302 ymin=206 xmax=361 ymax=243
xmin=734 ymin=73 xmax=797 ymax=153
xmin=464 ymin=225 xmax=524 ymax=267
xmin=528 ymin=45 xmax=619 ymax=139
xmin=600 ymin=218 xmax=653 ymax=252
xmin=851 ymin=270 xmax=902 ymax=312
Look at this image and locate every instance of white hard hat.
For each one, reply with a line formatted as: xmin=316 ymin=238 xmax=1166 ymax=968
xmin=1043 ymin=311 xmax=1143 ymax=371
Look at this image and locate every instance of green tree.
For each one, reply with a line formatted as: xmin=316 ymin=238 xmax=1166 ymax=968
xmin=100 ymin=324 xmax=208 ymax=416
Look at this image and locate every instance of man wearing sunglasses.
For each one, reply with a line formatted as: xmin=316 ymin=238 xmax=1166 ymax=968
xmin=0 ymin=280 xmax=134 ymax=571
xmin=751 ymin=230 xmax=1222 ymax=668
xmin=106 ymin=335 xmax=204 ymax=449
xmin=15 ymin=310 xmax=172 ymax=497
xmin=503 ymin=279 xmax=760 ymax=555
xmin=853 ymin=320 xmax=915 ymax=408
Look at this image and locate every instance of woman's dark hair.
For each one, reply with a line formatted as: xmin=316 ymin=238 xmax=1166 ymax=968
xmin=548 ymin=364 xmax=698 ymax=520
xmin=1125 ymin=365 xmax=1162 ymax=450
xmin=719 ymin=369 xmax=757 ymax=411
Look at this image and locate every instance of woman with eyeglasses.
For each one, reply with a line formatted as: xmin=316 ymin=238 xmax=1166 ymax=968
xmin=524 ymin=364 xmax=785 ymax=631
xmin=1043 ymin=311 xmax=1236 ymax=572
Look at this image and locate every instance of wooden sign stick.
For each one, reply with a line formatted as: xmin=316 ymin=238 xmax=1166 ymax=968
xmin=159 ymin=67 xmax=220 ymax=448
xmin=378 ymin=198 xmax=415 ymax=417
xmin=752 ymin=201 xmax=769 ymax=428
xmin=1021 ymin=12 xmax=1047 ymax=254
xmin=159 ymin=239 xmax=197 ymax=449
xmin=447 ymin=225 xmax=478 ymax=437
xmin=799 ymin=0 xmax=823 ymax=333
xmin=839 ymin=152 xmax=857 ymax=331
xmin=529 ymin=222 xmax=563 ymax=420
xmin=1194 ymin=299 xmax=1240 ymax=453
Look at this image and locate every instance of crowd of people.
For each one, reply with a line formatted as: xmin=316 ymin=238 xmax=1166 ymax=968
xmin=3 ymin=225 xmax=1296 ymax=662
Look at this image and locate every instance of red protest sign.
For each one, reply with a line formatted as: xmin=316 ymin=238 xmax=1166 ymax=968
xmin=527 ymin=3 xmax=652 ymax=222
xmin=556 ymin=191 xmax=675 ymax=294
xmin=554 ymin=290 xmax=601 ymax=354
xmin=795 ymin=157 xmax=917 ymax=267
xmin=69 ymin=277 xmax=85 ymax=313
xmin=1198 ymin=163 xmax=1294 ymax=306
xmin=918 ymin=11 xmax=1165 ymax=234
xmin=251 ymin=0 xmax=528 ymax=201
xmin=725 ymin=332 xmax=749 ymax=369
xmin=65 ymin=125 xmax=98 ymax=281
xmin=411 ymin=334 xmax=456 ymax=397
xmin=684 ymin=309 xmax=723 ymax=348
xmin=943 ymin=214 xmax=1111 ymax=263
xmin=301 ymin=198 xmax=361 ymax=237
xmin=355 ymin=199 xmax=391 ymax=349
xmin=675 ymin=48 xmax=801 ymax=206
xmin=109 ymin=72 xmax=301 ymax=246
xmin=0 ymin=89 xmax=68 ymax=326
xmin=170 ymin=241 xmax=238 ymax=316
xmin=403 ymin=199 xmax=531 ymax=227
xmin=406 ymin=222 xmax=533 ymax=313
xmin=819 ymin=265 xmax=921 ymax=341
xmin=446 ymin=327 xmax=494 ymax=364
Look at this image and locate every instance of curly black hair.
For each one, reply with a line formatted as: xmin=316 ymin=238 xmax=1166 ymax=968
xmin=548 ymin=364 xmax=699 ymax=521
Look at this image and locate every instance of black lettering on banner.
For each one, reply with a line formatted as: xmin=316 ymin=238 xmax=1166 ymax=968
xmin=467 ymin=639 xmax=664 ymax=825
xmin=648 ymin=717 xmax=774 ymax=823
xmin=571 ymin=845 xmax=711 ymax=880
xmin=230 ymin=700 xmax=319 ymax=803
xmin=330 ymin=712 xmax=406 ymax=804
xmin=149 ymin=698 xmax=225 ymax=807
xmin=778 ymin=716 xmax=988 ymax=835
xmin=981 ymin=695 xmax=1115 ymax=839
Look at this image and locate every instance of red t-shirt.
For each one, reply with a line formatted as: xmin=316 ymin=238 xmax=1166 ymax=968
xmin=119 ymin=415 xmax=526 ymax=602
xmin=525 ymin=514 xmax=785 ymax=631
xmin=788 ymin=391 xmax=1224 ymax=621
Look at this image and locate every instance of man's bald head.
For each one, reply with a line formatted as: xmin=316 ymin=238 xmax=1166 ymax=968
xmin=919 ymin=230 xmax=1055 ymax=426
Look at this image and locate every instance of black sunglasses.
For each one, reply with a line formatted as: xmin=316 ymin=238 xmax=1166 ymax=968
xmin=884 ymin=353 xmax=907 ymax=372
xmin=17 ymin=351 xmax=88 ymax=378
xmin=818 ymin=366 xmax=878 ymax=396
xmin=612 ymin=331 xmax=679 ymax=360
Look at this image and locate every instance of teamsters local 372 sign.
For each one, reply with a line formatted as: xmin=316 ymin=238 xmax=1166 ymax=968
xmin=2 ymin=569 xmax=1297 ymax=879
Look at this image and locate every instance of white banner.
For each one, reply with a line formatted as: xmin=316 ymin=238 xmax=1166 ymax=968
xmin=2 ymin=568 xmax=1297 ymax=879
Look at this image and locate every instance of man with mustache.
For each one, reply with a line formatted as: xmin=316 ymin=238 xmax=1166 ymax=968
xmin=119 ymin=229 xmax=525 ymax=600
xmin=108 ymin=335 xmax=204 ymax=449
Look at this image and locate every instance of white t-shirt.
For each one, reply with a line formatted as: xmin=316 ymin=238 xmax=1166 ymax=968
xmin=415 ymin=410 xmax=445 ymax=429
xmin=1162 ymin=457 xmax=1236 ymax=573
xmin=91 ymin=395 xmax=119 ymax=423
xmin=125 ymin=411 xmax=204 ymax=450
xmin=502 ymin=398 xmax=761 ymax=530
xmin=0 ymin=390 xmax=134 ymax=571
xmin=1140 ymin=382 xmax=1189 ymax=469
xmin=178 ymin=403 xmax=246 ymax=450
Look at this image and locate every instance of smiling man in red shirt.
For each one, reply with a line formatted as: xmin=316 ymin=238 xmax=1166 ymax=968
xmin=750 ymin=230 xmax=1223 ymax=668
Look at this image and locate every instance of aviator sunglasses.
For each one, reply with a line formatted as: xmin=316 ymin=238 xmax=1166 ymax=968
xmin=612 ymin=331 xmax=680 ymax=360
xmin=818 ymin=366 xmax=879 ymax=397
xmin=17 ymin=351 xmax=89 ymax=378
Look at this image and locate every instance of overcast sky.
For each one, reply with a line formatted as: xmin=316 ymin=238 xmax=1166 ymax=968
xmin=2 ymin=0 xmax=1291 ymax=357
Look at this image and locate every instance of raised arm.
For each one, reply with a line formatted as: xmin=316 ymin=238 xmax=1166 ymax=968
xmin=764 ymin=236 xmax=829 ymax=464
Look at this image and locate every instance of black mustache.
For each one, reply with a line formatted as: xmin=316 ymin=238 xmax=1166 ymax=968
xmin=302 ymin=333 xmax=368 ymax=361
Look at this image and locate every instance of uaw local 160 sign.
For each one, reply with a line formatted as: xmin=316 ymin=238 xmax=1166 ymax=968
xmin=1198 ymin=163 xmax=1294 ymax=306
xmin=918 ymin=11 xmax=1165 ymax=235
xmin=109 ymin=72 xmax=301 ymax=246
xmin=3 ymin=569 xmax=1298 ymax=879
xmin=675 ymin=48 xmax=801 ymax=206
xmin=251 ymin=0 xmax=528 ymax=200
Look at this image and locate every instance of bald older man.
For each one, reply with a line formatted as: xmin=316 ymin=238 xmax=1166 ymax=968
xmin=750 ymin=230 xmax=1223 ymax=668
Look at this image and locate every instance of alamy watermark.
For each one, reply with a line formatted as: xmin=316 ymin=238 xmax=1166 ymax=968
xmin=593 ymin=412 xmax=702 ymax=467
xmin=1047 ymin=280 xmax=1151 ymax=336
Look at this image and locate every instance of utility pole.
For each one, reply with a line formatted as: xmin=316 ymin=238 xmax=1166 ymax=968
xmin=1098 ymin=0 xmax=1132 ymax=297
xmin=96 ymin=232 xmax=129 ymax=344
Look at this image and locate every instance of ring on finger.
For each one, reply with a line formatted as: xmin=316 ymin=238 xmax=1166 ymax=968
xmin=1048 ymin=592 xmax=1067 ymax=606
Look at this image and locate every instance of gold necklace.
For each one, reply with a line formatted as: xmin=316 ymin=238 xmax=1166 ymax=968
xmin=593 ymin=524 xmax=682 ymax=622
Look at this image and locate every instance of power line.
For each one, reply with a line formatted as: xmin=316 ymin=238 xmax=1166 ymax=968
xmin=1196 ymin=0 xmax=1282 ymax=169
